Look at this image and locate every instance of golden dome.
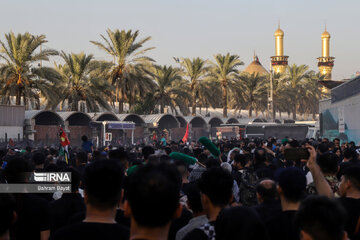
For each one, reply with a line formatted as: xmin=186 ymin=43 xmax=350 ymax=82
xmin=321 ymin=30 xmax=330 ymax=38
xmin=243 ymin=56 xmax=268 ymax=75
xmin=274 ymin=28 xmax=284 ymax=37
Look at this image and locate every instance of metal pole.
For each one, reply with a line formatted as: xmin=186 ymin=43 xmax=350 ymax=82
xmin=102 ymin=121 xmax=106 ymax=147
xmin=269 ymin=63 xmax=274 ymax=122
xmin=131 ymin=129 xmax=134 ymax=145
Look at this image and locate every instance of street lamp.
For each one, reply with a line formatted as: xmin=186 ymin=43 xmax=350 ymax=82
xmin=269 ymin=63 xmax=274 ymax=122
xmin=102 ymin=121 xmax=106 ymax=147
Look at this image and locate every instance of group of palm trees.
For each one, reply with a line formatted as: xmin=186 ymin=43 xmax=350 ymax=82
xmin=0 ymin=29 xmax=325 ymax=120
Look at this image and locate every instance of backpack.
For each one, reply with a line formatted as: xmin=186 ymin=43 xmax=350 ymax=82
xmin=238 ymin=169 xmax=259 ymax=206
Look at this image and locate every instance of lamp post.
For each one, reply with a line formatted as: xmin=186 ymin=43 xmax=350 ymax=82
xmin=102 ymin=121 xmax=106 ymax=147
xmin=269 ymin=63 xmax=274 ymax=122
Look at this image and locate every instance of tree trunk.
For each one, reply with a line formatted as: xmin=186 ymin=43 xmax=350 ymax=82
xmin=192 ymin=90 xmax=196 ymax=116
xmin=160 ymin=98 xmax=164 ymax=113
xmin=279 ymin=110 xmax=282 ymax=119
xmin=222 ymin=81 xmax=227 ymax=118
xmin=23 ymin=93 xmax=27 ymax=110
xmin=129 ymin=96 xmax=134 ymax=111
xmin=249 ymin=107 xmax=253 ymax=118
xmin=118 ymin=94 xmax=124 ymax=113
xmin=292 ymin=105 xmax=297 ymax=120
xmin=36 ymin=99 xmax=40 ymax=110
xmin=16 ymin=88 xmax=21 ymax=105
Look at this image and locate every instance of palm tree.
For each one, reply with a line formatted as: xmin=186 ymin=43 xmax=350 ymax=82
xmin=298 ymin=71 xmax=325 ymax=120
xmin=236 ymin=73 xmax=267 ymax=118
xmin=210 ymin=53 xmax=244 ymax=117
xmin=53 ymin=51 xmax=112 ymax=112
xmin=181 ymin=57 xmax=209 ymax=116
xmin=197 ymin=78 xmax=222 ymax=114
xmin=91 ymin=29 xmax=154 ymax=113
xmin=272 ymin=72 xmax=292 ymax=119
xmin=0 ymin=32 xmax=59 ymax=109
xmin=152 ymin=65 xmax=190 ymax=114
xmin=285 ymin=64 xmax=310 ymax=120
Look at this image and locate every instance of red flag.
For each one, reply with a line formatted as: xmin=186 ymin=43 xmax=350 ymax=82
xmin=59 ymin=128 xmax=70 ymax=147
xmin=182 ymin=123 xmax=189 ymax=143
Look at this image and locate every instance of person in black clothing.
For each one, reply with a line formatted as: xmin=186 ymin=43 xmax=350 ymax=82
xmin=142 ymin=146 xmax=155 ymax=163
xmin=168 ymin=161 xmax=193 ymax=240
xmin=232 ymin=153 xmax=250 ymax=183
xmin=109 ymin=148 xmax=129 ymax=169
xmin=108 ymin=148 xmax=131 ymax=227
xmin=265 ymin=167 xmax=307 ymax=240
xmin=232 ymin=153 xmax=258 ymax=206
xmin=338 ymin=166 xmax=360 ymax=239
xmin=32 ymin=151 xmax=46 ymax=171
xmin=75 ymin=151 xmax=87 ymax=188
xmin=51 ymin=159 xmax=129 ymax=240
xmin=49 ymin=168 xmax=85 ymax=235
xmin=0 ymin=193 xmax=16 ymax=240
xmin=184 ymin=167 xmax=234 ymax=240
xmin=32 ymin=151 xmax=55 ymax=202
xmin=76 ymin=152 xmax=88 ymax=174
xmin=254 ymin=147 xmax=275 ymax=179
xmin=338 ymin=149 xmax=359 ymax=178
xmin=125 ymin=163 xmax=182 ymax=240
xmin=215 ymin=206 xmax=269 ymax=240
xmin=4 ymin=157 xmax=50 ymax=240
xmin=252 ymin=179 xmax=281 ymax=223
xmin=296 ymin=196 xmax=347 ymax=240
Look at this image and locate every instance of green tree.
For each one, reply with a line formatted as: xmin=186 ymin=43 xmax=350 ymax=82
xmin=181 ymin=57 xmax=209 ymax=116
xmin=272 ymin=72 xmax=293 ymax=119
xmin=0 ymin=32 xmax=59 ymax=109
xmin=236 ymin=73 xmax=267 ymax=117
xmin=91 ymin=29 xmax=154 ymax=113
xmin=131 ymin=93 xmax=159 ymax=115
xmin=298 ymin=71 xmax=325 ymax=120
xmin=210 ymin=53 xmax=244 ymax=117
xmin=197 ymin=78 xmax=222 ymax=114
xmin=53 ymin=51 xmax=112 ymax=112
xmin=152 ymin=65 xmax=190 ymax=114
xmin=285 ymin=64 xmax=310 ymax=120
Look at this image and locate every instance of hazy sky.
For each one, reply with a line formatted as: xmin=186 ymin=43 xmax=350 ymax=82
xmin=1 ymin=0 xmax=359 ymax=79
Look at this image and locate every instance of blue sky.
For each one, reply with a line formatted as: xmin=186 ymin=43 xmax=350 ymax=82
xmin=1 ymin=0 xmax=359 ymax=79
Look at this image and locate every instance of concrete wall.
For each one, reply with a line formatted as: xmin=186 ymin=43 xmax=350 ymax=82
xmin=68 ymin=126 xmax=92 ymax=147
xmin=0 ymin=105 xmax=25 ymax=126
xmin=0 ymin=126 xmax=23 ymax=142
xmin=319 ymin=93 xmax=360 ymax=143
xmin=33 ymin=125 xmax=60 ymax=146
xmin=170 ymin=128 xmax=186 ymax=141
xmin=0 ymin=105 xmax=25 ymax=141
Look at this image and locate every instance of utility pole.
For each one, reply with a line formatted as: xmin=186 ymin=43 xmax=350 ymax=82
xmin=269 ymin=63 xmax=274 ymax=122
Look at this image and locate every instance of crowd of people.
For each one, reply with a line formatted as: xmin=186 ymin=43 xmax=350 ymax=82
xmin=0 ymin=135 xmax=360 ymax=240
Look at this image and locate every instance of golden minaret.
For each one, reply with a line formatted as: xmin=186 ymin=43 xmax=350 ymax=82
xmin=271 ymin=24 xmax=288 ymax=73
xmin=317 ymin=26 xmax=335 ymax=80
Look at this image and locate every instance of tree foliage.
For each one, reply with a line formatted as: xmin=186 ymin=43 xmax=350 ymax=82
xmin=0 ymin=30 xmax=328 ymax=120
xmin=0 ymin=32 xmax=59 ymax=109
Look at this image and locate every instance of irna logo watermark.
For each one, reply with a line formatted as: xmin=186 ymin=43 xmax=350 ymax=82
xmin=33 ymin=172 xmax=71 ymax=182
